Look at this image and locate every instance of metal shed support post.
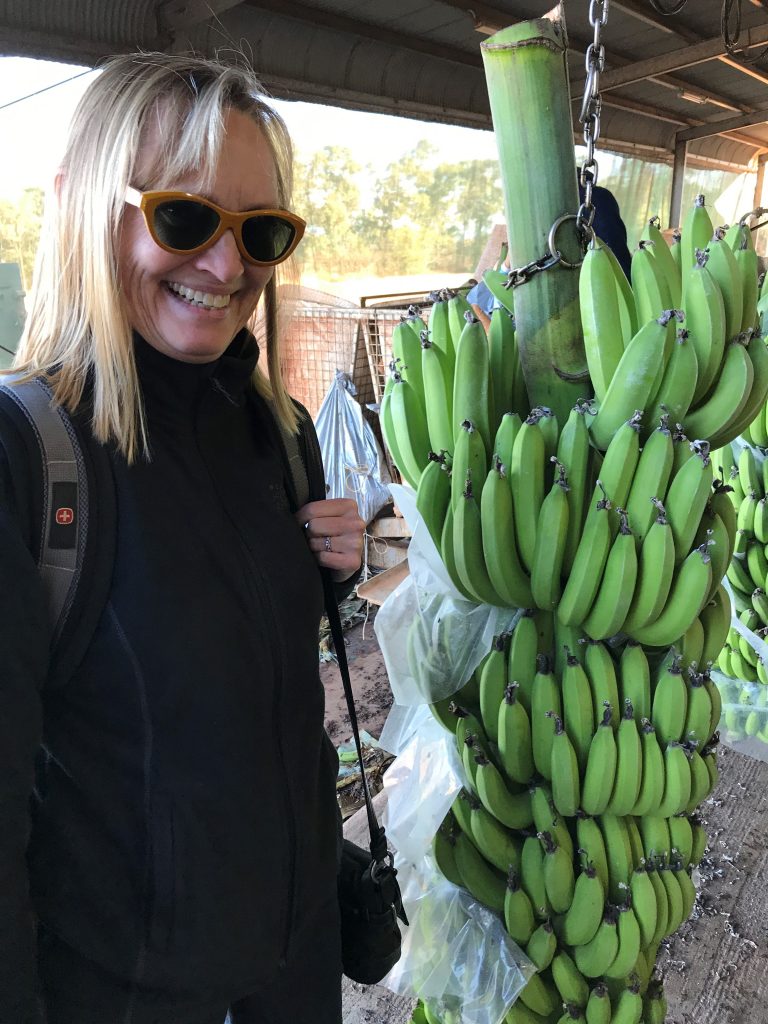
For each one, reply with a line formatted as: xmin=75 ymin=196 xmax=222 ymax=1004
xmin=669 ymin=137 xmax=688 ymax=229
xmin=754 ymin=153 xmax=767 ymax=210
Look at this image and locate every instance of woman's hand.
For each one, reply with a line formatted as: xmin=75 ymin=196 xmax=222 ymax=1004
xmin=297 ymin=498 xmax=365 ymax=581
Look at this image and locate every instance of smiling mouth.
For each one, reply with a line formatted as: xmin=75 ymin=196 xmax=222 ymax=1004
xmin=167 ymin=281 xmax=232 ymax=309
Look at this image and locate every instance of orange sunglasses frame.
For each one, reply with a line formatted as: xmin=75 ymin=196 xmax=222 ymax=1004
xmin=124 ymin=187 xmax=306 ymax=266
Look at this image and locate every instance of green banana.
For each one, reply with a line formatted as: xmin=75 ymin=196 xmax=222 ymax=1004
xmin=530 ymin=781 xmax=574 ymax=861
xmin=509 ymin=410 xmax=546 ymax=572
xmin=606 ymin=700 xmax=643 ymax=816
xmin=428 ymin=291 xmax=455 ymax=373
xmin=525 ymin=918 xmax=557 ymax=971
xmin=584 ymin=982 xmax=611 ymax=1024
xmin=580 ymin=239 xmax=627 ymax=401
xmin=546 ymin=712 xmax=581 ymax=817
xmin=416 ymin=451 xmax=452 ymax=550
xmin=650 ymin=656 xmax=688 ymax=745
xmin=560 ymin=860 xmax=604 ymax=947
xmin=561 ymin=646 xmax=595 ymax=774
xmin=629 ymin=861 xmax=658 ymax=948
xmin=470 ymin=801 xmax=523 ymax=875
xmin=432 ymin=821 xmax=464 ymax=886
xmin=498 ymin=683 xmax=534 ymax=785
xmin=539 ymin=830 xmax=575 ymax=915
xmin=628 ymin=542 xmax=713 ymax=646
xmin=447 ymin=288 xmax=474 ymax=350
xmin=531 ymin=654 xmax=562 ymax=781
xmin=584 ymin=641 xmax=620 ymax=733
xmin=531 ymin=459 xmax=570 ymax=611
xmin=420 ymin=334 xmax=454 ymax=457
xmin=576 ymin=813 xmax=610 ymax=896
xmin=618 ymin=642 xmax=651 ymax=724
xmin=689 ymin=815 xmax=708 ymax=865
xmin=683 ymin=667 xmax=714 ymax=747
xmin=621 ymin=501 xmax=676 ymax=634
xmin=508 ymin=612 xmax=539 ymax=714
xmin=488 ymin=306 xmax=519 ymax=432
xmin=648 ymin=215 xmax=682 ymax=306
xmin=556 ymin=402 xmax=593 ymax=573
xmin=646 ymin=328 xmax=698 ymax=430
xmin=657 ymin=741 xmax=692 ymax=817
xmin=631 ymin=240 xmax=674 ymax=335
xmin=609 ymin=979 xmax=643 ymax=1024
xmin=573 ymin=906 xmax=620 ymax=978
xmin=665 ymin=440 xmax=714 ymax=563
xmin=475 ymin=752 xmax=534 ymax=829
xmin=645 ymin=859 xmax=670 ymax=947
xmin=520 ymin=832 xmax=550 ymax=920
xmin=454 ymin=473 xmax=506 ymax=606
xmin=493 ymin=411 xmax=522 ymax=470
xmin=682 ymin=250 xmax=726 ymax=404
xmin=450 ymin=419 xmax=488 ymax=509
xmin=389 ymin=374 xmax=431 ymax=487
xmin=599 ymin=813 xmax=635 ymax=903
xmin=479 ymin=633 xmax=509 ymax=744
xmin=518 ymin=972 xmax=561 ymax=1019
xmin=589 ymin=314 xmax=682 ymax=452
xmin=706 ymin=227 xmax=743 ymax=341
xmin=682 ymin=338 xmax=754 ymax=444
xmin=558 ymin=484 xmax=613 ymax=627
xmin=392 ymin=319 xmax=426 ymax=402
xmin=551 ymin=950 xmax=590 ymax=1009
xmin=453 ymin=828 xmax=506 ymax=912
xmin=581 ymin=705 xmax=618 ymax=816
xmin=624 ymin=415 xmax=674 ymax=542
xmin=604 ymin=901 xmax=641 ymax=980
xmin=680 ymin=194 xmax=715 ymax=287
xmin=630 ymin=718 xmax=665 ymax=816
xmin=453 ymin=311 xmax=492 ymax=455
xmin=583 ymin=509 xmax=638 ymax=641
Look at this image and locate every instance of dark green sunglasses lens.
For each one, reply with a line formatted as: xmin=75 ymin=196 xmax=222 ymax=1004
xmin=242 ymin=215 xmax=296 ymax=262
xmin=153 ymin=200 xmax=220 ymax=250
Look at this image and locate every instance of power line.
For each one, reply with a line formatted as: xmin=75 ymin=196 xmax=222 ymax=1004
xmin=0 ymin=68 xmax=96 ymax=113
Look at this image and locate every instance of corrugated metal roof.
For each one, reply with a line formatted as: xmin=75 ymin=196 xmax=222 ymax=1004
xmin=1 ymin=0 xmax=767 ymax=169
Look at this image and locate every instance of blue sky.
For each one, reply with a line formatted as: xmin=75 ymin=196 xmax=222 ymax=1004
xmin=0 ymin=55 xmax=501 ymax=199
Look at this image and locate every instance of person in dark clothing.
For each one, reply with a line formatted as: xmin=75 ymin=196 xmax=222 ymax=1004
xmin=579 ymin=173 xmax=633 ymax=280
xmin=0 ymin=53 xmax=364 ymax=1024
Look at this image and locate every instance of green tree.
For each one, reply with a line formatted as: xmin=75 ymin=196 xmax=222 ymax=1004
xmin=293 ymin=146 xmax=367 ymax=276
xmin=0 ymin=187 xmax=44 ymax=290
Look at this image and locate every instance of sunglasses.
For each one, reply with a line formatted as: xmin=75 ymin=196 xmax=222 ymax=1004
xmin=124 ymin=187 xmax=306 ymax=266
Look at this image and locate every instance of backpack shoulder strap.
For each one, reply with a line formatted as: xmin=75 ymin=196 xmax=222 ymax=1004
xmin=0 ymin=377 xmax=86 ymax=646
xmin=0 ymin=376 xmax=116 ymax=685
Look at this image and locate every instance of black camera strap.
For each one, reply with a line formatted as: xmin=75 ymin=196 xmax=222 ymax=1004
xmin=320 ymin=570 xmax=390 ymax=867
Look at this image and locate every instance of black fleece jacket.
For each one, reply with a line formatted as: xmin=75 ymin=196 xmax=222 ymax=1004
xmin=0 ymin=333 xmax=344 ymax=1020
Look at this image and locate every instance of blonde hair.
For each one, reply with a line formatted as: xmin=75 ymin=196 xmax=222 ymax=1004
xmin=13 ymin=51 xmax=300 ymax=461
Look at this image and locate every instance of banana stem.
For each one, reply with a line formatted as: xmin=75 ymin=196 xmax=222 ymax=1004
xmin=481 ymin=5 xmax=587 ymax=426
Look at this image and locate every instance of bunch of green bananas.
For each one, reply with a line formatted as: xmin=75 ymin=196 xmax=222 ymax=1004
xmin=425 ymin=615 xmax=717 ymax=1024
xmin=711 ymin=444 xmax=768 ymax=628
xmin=716 ymin=678 xmax=768 ymax=745
xmin=582 ymin=199 xmax=768 ymax=454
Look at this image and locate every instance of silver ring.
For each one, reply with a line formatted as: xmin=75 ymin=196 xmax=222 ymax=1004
xmin=324 ymin=536 xmax=332 ymax=552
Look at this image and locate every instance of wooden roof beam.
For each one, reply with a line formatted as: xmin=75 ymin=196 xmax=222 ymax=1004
xmin=242 ymin=0 xmax=482 ymax=68
xmin=611 ymin=0 xmax=768 ymax=90
xmin=158 ymin=0 xmax=246 ymax=30
xmin=573 ymin=21 xmax=768 ymax=92
xmin=676 ymin=104 xmax=768 ymax=142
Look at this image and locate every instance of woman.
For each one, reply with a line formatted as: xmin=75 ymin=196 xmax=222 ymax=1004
xmin=0 ymin=52 xmax=364 ymax=1023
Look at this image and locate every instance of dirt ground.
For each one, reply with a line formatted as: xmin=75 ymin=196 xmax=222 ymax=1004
xmin=326 ymin=605 xmax=768 ymax=1024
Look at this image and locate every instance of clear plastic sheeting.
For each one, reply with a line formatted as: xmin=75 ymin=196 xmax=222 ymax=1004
xmin=314 ymin=370 xmax=391 ymax=524
xmin=711 ymin=578 xmax=768 ymax=762
xmin=379 ymin=713 xmax=532 ymax=1024
xmin=374 ymin=485 xmax=519 ymax=706
xmin=383 ymin=859 xmax=533 ymax=1024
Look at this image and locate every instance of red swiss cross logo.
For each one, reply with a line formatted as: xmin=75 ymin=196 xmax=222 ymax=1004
xmin=55 ymin=507 xmax=74 ymax=526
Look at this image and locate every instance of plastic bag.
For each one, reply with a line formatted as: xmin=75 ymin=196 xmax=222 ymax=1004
xmin=374 ymin=485 xmax=521 ymax=706
xmin=379 ymin=721 xmax=533 ymax=1024
xmin=314 ymin=371 xmax=391 ymax=524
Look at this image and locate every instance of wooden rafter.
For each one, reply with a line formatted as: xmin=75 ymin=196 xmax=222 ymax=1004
xmin=611 ymin=0 xmax=768 ymax=90
xmin=158 ymin=0 xmax=246 ymax=30
xmin=242 ymin=0 xmax=481 ymax=68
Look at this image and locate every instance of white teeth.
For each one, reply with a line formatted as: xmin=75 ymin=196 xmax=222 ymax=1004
xmin=168 ymin=282 xmax=231 ymax=309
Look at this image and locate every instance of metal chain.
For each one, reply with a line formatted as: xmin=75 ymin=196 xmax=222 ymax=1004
xmin=577 ymin=0 xmax=609 ymax=236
